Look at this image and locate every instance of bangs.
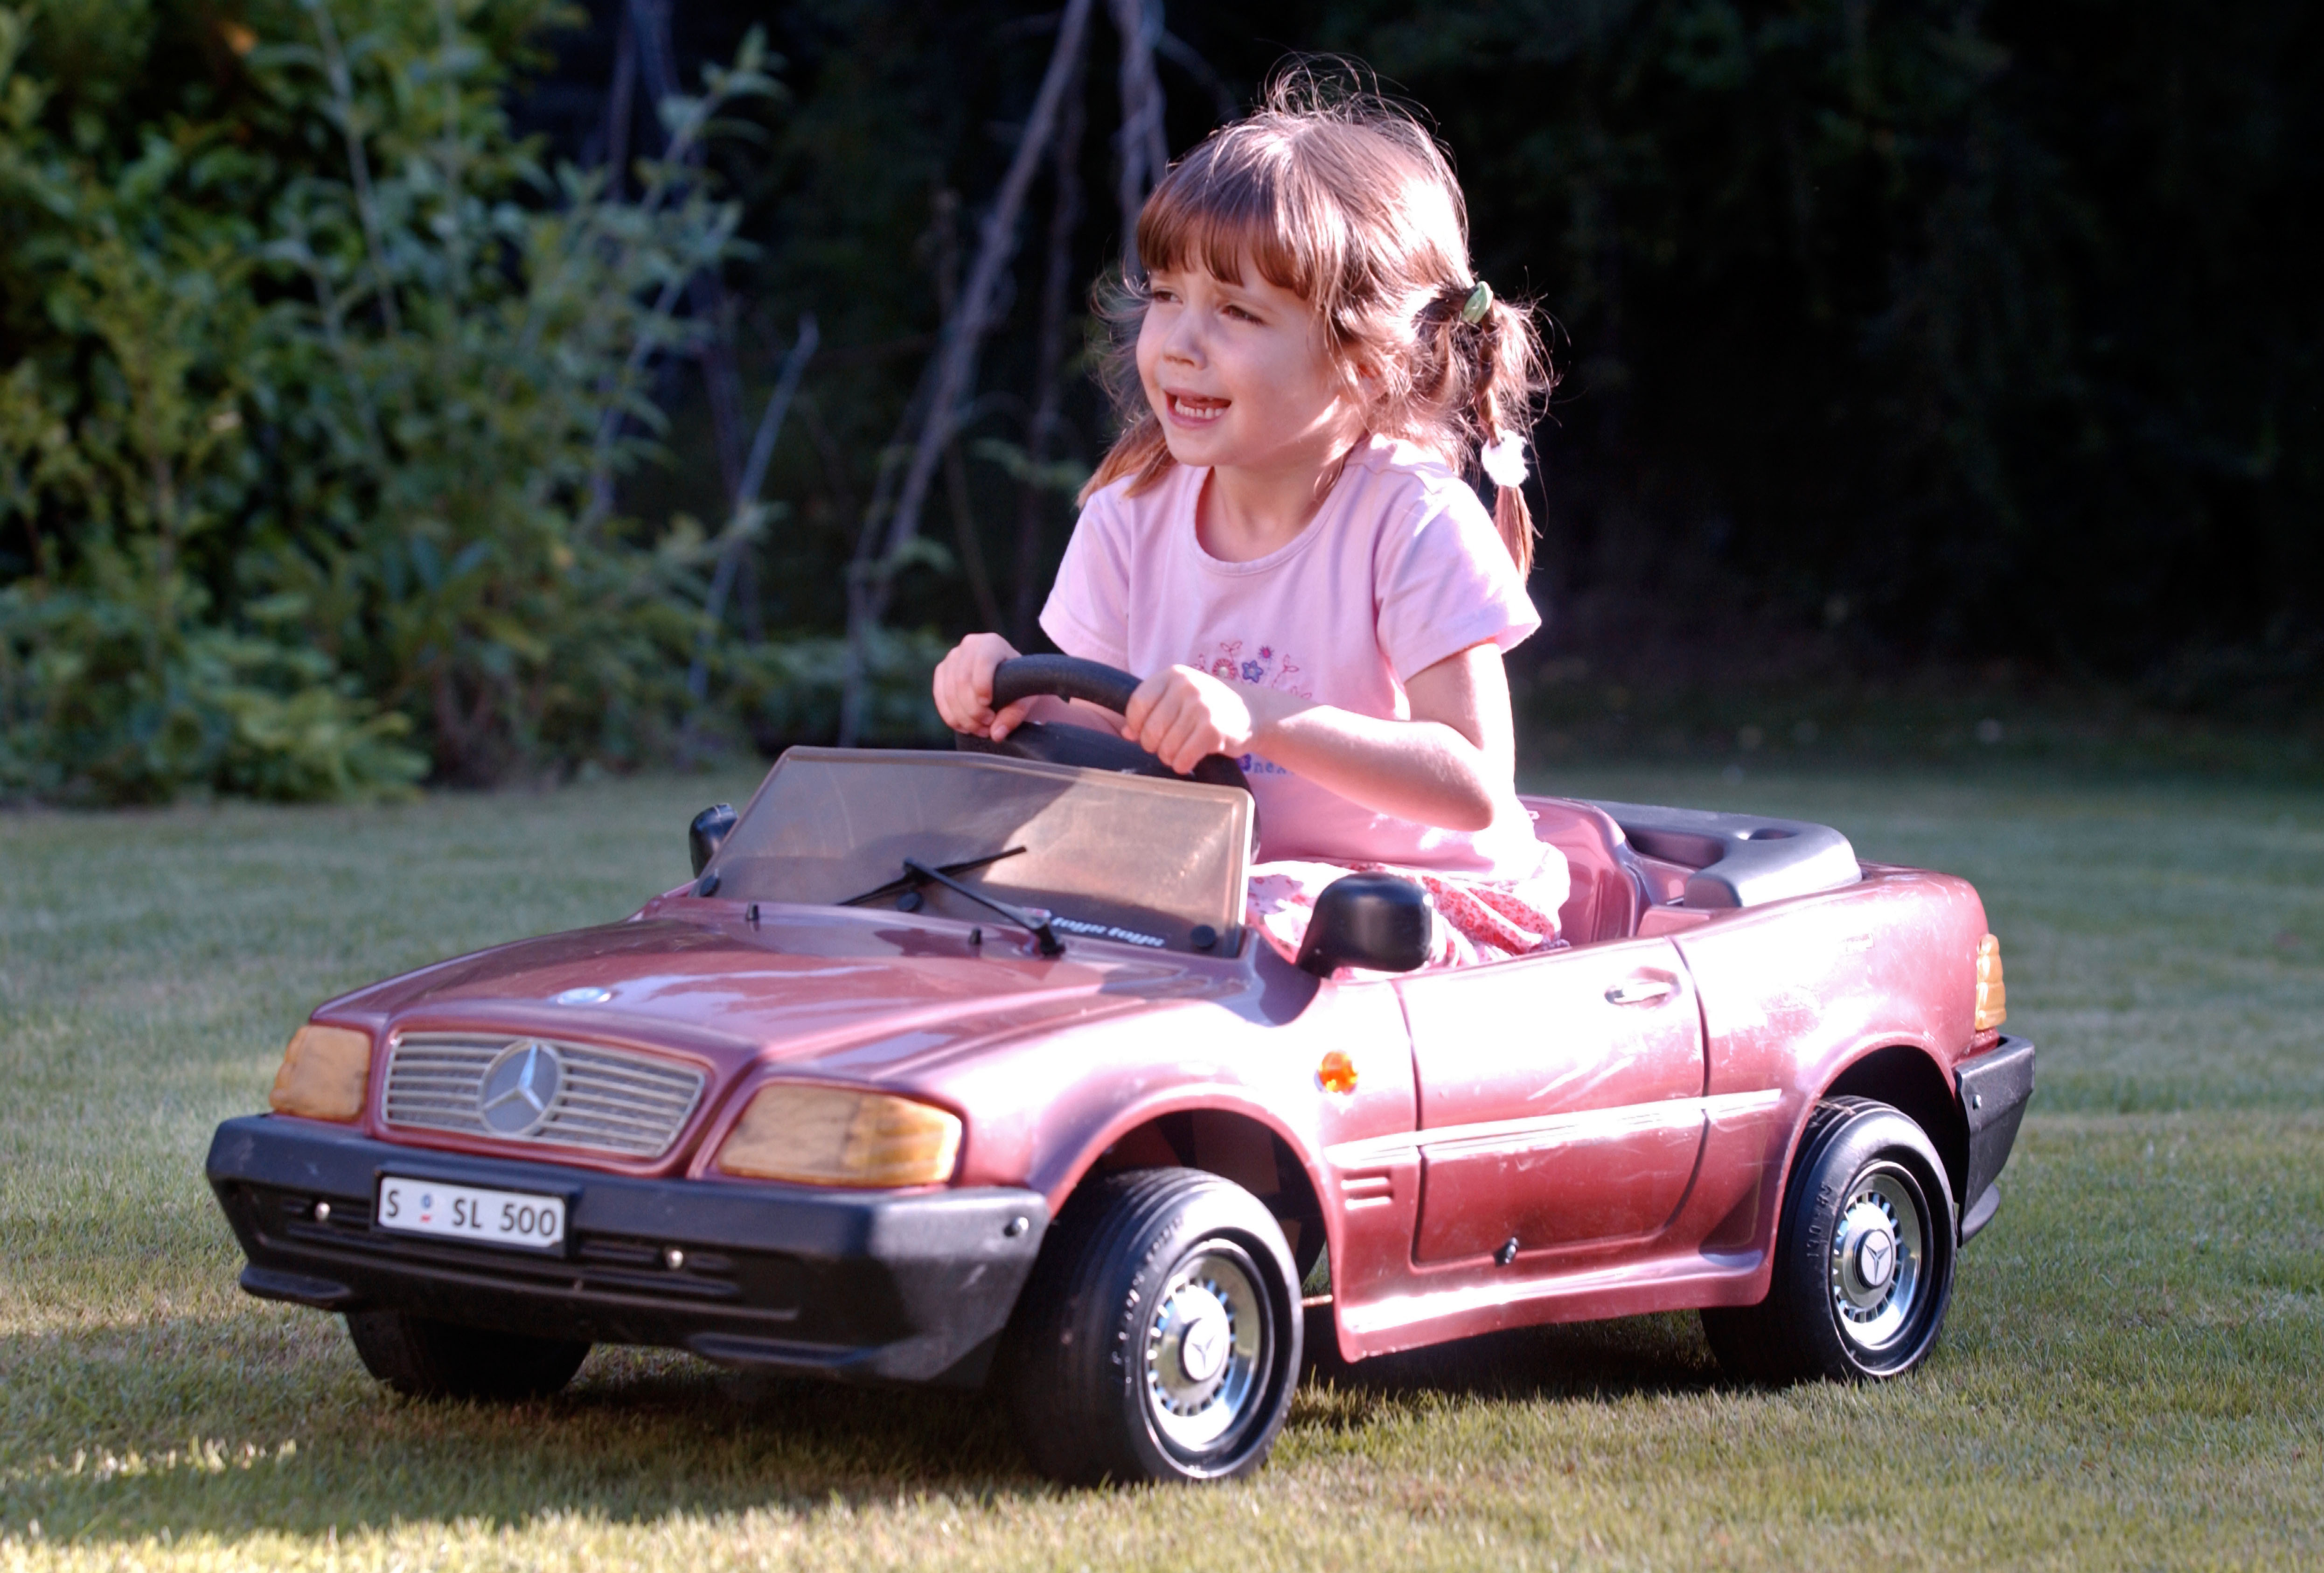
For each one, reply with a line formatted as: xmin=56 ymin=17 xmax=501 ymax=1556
xmin=1130 ymin=112 xmax=1462 ymax=328
xmin=1134 ymin=129 xmax=1336 ymax=305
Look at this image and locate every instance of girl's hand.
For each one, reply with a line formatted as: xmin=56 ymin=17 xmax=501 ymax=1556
xmin=1121 ymin=664 xmax=1272 ymax=774
xmin=932 ymin=633 xmax=1031 ymax=739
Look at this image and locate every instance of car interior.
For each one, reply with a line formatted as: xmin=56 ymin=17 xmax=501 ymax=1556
xmin=693 ymin=745 xmax=1866 ymax=967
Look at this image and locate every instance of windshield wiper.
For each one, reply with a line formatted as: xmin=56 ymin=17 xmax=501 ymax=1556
xmin=837 ymin=846 xmax=1026 ymax=909
xmin=900 ymin=857 xmax=1063 ymax=957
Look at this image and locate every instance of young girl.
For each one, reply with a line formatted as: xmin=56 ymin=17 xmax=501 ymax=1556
xmin=933 ymin=77 xmax=1566 ymax=966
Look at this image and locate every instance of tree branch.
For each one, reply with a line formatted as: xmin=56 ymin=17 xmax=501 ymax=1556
xmin=1110 ymin=0 xmax=1169 ymax=273
xmin=689 ymin=313 xmax=819 ymax=703
xmin=1014 ymin=40 xmax=1088 ymax=643
xmin=304 ymin=0 xmax=401 ymax=335
xmin=838 ymin=0 xmax=1096 ymax=743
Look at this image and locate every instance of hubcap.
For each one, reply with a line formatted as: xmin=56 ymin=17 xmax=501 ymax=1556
xmin=1144 ymin=1245 xmax=1270 ymax=1455
xmin=1828 ymin=1167 xmax=1925 ymax=1350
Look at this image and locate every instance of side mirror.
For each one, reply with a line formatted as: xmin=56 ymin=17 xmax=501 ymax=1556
xmin=689 ymin=804 xmax=737 ymax=877
xmin=1295 ymin=873 xmax=1433 ymax=978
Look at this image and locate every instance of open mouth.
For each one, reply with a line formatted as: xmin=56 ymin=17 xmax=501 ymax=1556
xmin=1166 ymin=392 xmax=1228 ymax=425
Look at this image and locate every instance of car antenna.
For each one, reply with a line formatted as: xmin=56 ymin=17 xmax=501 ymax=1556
xmin=901 ymin=858 xmax=1063 ymax=957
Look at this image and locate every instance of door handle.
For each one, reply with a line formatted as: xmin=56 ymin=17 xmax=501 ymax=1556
xmin=1605 ymin=975 xmax=1678 ymax=1006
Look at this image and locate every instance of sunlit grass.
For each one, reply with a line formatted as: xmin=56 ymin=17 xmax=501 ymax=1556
xmin=2 ymin=765 xmax=2319 ymax=1569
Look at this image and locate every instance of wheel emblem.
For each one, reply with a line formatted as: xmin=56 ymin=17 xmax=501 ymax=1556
xmin=1829 ymin=1168 xmax=1926 ymax=1351
xmin=478 ymin=1040 xmax=564 ymax=1136
xmin=1179 ymin=1307 xmax=1230 ymax=1382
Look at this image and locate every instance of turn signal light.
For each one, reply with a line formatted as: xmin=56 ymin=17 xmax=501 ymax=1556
xmin=1316 ymin=1050 xmax=1358 ymax=1094
xmin=715 ymin=1084 xmax=962 ymax=1188
xmin=1974 ymin=934 xmax=2007 ymax=1031
xmin=269 ymin=1024 xmax=372 ymax=1121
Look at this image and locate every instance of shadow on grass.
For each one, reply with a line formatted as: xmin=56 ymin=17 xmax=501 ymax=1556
xmin=0 ymin=1318 xmax=1033 ymax=1544
xmin=0 ymin=1305 xmax=1728 ymax=1543
xmin=1297 ymin=1306 xmax=1721 ymax=1424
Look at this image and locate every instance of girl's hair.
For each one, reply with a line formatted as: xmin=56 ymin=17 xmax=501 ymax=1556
xmin=1081 ymin=64 xmax=1554 ymax=575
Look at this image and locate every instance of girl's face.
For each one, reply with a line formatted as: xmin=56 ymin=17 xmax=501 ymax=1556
xmin=1137 ymin=256 xmax=1368 ymax=477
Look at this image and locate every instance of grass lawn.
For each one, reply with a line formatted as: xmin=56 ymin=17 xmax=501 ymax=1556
xmin=2 ymin=763 xmax=2320 ymax=1570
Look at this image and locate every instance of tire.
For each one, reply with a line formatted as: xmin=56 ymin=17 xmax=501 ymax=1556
xmin=1001 ymin=1168 xmax=1302 ymax=1485
xmin=1703 ymin=1096 xmax=1956 ymax=1384
xmin=345 ymin=1310 xmax=590 ymax=1401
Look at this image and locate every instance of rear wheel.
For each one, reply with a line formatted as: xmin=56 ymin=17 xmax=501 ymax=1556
xmin=1703 ymin=1097 xmax=1956 ymax=1384
xmin=1001 ymin=1168 xmax=1301 ymax=1484
xmin=345 ymin=1310 xmax=589 ymax=1401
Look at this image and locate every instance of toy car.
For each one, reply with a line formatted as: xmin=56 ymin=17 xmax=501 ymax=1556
xmin=208 ymin=656 xmax=2034 ymax=1484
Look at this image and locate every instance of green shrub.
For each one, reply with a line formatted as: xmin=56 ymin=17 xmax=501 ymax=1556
xmin=723 ymin=626 xmax=956 ymax=751
xmin=0 ymin=0 xmax=868 ymax=802
xmin=0 ymin=580 xmax=425 ymax=802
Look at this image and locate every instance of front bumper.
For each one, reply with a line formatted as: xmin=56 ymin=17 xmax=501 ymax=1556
xmin=205 ymin=1115 xmax=1048 ymax=1387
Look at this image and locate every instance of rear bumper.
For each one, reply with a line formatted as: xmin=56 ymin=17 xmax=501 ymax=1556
xmin=205 ymin=1115 xmax=1047 ymax=1387
xmin=1954 ymin=1034 xmax=2035 ymax=1244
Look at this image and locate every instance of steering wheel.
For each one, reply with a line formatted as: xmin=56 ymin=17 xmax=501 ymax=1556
xmin=952 ymin=655 xmax=1253 ymax=796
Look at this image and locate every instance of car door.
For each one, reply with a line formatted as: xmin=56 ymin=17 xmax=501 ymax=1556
xmin=1394 ymin=937 xmax=1706 ymax=1265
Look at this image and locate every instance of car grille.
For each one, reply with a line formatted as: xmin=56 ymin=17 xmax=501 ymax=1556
xmin=381 ymin=1033 xmax=706 ymax=1159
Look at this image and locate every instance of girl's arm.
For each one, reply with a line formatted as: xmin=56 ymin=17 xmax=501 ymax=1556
xmin=1122 ymin=642 xmax=1515 ymax=832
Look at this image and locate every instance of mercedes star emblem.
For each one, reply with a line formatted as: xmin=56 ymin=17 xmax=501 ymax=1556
xmin=478 ymin=1040 xmax=564 ymax=1136
xmin=1858 ymin=1230 xmax=1894 ymax=1289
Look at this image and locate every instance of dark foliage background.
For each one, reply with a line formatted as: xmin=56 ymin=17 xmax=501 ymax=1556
xmin=5 ymin=0 xmax=2317 ymax=798
xmin=527 ymin=0 xmax=2321 ymax=682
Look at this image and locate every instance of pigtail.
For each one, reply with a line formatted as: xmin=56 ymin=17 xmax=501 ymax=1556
xmin=1492 ymin=471 xmax=1535 ymax=578
xmin=1410 ymin=283 xmax=1551 ymax=577
xmin=1473 ymin=294 xmax=1550 ymax=579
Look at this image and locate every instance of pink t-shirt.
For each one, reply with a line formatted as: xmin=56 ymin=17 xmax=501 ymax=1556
xmin=1041 ymin=436 xmax=1545 ymax=876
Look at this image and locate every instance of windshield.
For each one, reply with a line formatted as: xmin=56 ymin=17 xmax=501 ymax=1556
xmin=702 ymin=749 xmax=1252 ymax=954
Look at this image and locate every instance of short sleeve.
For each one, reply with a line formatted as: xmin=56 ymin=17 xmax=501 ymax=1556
xmin=1038 ymin=488 xmax=1134 ymax=669
xmin=1373 ymin=488 xmax=1542 ymax=682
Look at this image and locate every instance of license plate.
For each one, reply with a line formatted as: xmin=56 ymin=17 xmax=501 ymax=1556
xmin=375 ymin=1176 xmax=566 ymax=1251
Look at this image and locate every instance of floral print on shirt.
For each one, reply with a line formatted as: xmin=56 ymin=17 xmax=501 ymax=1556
xmin=1187 ymin=640 xmax=1309 ymax=777
xmin=1189 ymin=639 xmax=1313 ymax=700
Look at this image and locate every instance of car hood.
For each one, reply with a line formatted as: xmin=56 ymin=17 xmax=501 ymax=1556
xmin=322 ymin=900 xmax=1234 ymax=1082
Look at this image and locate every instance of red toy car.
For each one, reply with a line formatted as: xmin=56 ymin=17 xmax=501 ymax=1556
xmin=208 ymin=657 xmax=2033 ymax=1484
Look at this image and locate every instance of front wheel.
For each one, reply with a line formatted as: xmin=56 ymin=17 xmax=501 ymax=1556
xmin=345 ymin=1310 xmax=590 ymax=1401
xmin=1002 ymin=1168 xmax=1302 ymax=1484
xmin=1703 ymin=1097 xmax=1956 ymax=1384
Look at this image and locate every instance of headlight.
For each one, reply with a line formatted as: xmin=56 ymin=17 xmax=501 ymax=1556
xmin=714 ymin=1084 xmax=962 ymax=1188
xmin=1974 ymin=933 xmax=2007 ymax=1031
xmin=269 ymin=1024 xmax=373 ymax=1121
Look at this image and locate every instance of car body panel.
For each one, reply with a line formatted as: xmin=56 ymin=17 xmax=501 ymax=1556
xmin=1399 ymin=937 xmax=1706 ymax=1262
xmin=209 ymin=758 xmax=2030 ymax=1386
xmin=1669 ymin=867 xmax=1990 ymax=1297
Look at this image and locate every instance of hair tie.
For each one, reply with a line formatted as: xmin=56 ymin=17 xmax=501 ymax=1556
xmin=1481 ymin=429 xmax=1528 ymax=489
xmin=1460 ymin=281 xmax=1494 ymax=325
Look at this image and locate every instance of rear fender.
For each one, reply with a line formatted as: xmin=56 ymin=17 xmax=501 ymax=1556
xmin=1823 ymin=1043 xmax=1971 ymax=1207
